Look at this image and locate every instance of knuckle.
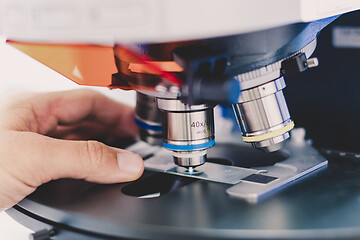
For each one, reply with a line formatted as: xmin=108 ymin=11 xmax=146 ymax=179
xmin=84 ymin=140 xmax=106 ymax=170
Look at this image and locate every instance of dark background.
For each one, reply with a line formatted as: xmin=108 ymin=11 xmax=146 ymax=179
xmin=285 ymin=10 xmax=360 ymax=152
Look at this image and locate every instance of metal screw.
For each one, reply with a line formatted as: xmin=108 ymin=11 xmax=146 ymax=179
xmin=306 ymin=58 xmax=319 ymax=68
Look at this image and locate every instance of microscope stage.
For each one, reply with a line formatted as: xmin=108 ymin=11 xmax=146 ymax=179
xmin=7 ymin=139 xmax=360 ymax=240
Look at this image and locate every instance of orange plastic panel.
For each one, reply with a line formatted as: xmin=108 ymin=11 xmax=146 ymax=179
xmin=129 ymin=61 xmax=183 ymax=74
xmin=114 ymin=45 xmax=183 ymax=87
xmin=7 ymin=41 xmax=117 ymax=87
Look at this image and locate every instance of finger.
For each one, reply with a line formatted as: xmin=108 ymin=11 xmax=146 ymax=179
xmin=5 ymin=131 xmax=144 ymax=187
xmin=49 ymin=120 xmax=136 ymax=140
xmin=1 ymin=89 xmax=138 ymax=137
xmin=48 ymin=123 xmax=111 ymax=140
xmin=49 ymin=123 xmax=136 ymax=148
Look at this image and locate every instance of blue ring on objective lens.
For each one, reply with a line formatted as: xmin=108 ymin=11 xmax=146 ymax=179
xmin=163 ymin=139 xmax=215 ymax=151
xmin=135 ymin=118 xmax=162 ymax=132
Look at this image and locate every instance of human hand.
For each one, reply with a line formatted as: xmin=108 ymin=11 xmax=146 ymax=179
xmin=0 ymin=89 xmax=144 ymax=210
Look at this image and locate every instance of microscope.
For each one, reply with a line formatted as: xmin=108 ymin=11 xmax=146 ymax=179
xmin=111 ymin=32 xmax=327 ymax=199
xmin=2 ymin=1 xmax=360 ymax=239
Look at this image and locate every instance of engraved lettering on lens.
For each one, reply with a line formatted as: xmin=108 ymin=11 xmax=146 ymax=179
xmin=157 ymin=98 xmax=215 ymax=168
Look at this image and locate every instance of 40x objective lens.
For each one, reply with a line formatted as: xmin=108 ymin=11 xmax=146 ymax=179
xmin=157 ymin=98 xmax=215 ymax=168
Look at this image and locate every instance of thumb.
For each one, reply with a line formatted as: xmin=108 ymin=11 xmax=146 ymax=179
xmin=20 ymin=132 xmax=144 ymax=185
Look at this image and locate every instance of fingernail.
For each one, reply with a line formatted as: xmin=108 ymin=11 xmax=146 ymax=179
xmin=117 ymin=152 xmax=143 ymax=176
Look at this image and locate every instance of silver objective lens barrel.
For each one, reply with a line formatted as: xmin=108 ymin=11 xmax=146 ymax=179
xmin=157 ymin=98 xmax=215 ymax=168
xmin=232 ymin=77 xmax=294 ymax=152
xmin=135 ymin=92 xmax=163 ymax=145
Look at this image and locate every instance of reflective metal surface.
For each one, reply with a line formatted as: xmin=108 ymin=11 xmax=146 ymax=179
xmin=157 ymin=98 xmax=212 ymax=111
xmin=135 ymin=92 xmax=163 ymax=145
xmin=173 ymin=151 xmax=207 ymax=167
xmin=237 ymin=77 xmax=286 ymax=103
xmin=254 ymin=133 xmax=289 ymax=152
xmin=233 ymin=77 xmax=293 ymax=152
xmin=157 ymin=98 xmax=215 ymax=168
xmin=164 ymin=110 xmax=214 ymax=142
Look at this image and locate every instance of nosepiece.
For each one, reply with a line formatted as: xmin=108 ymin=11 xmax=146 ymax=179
xmin=233 ymin=76 xmax=294 ymax=152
